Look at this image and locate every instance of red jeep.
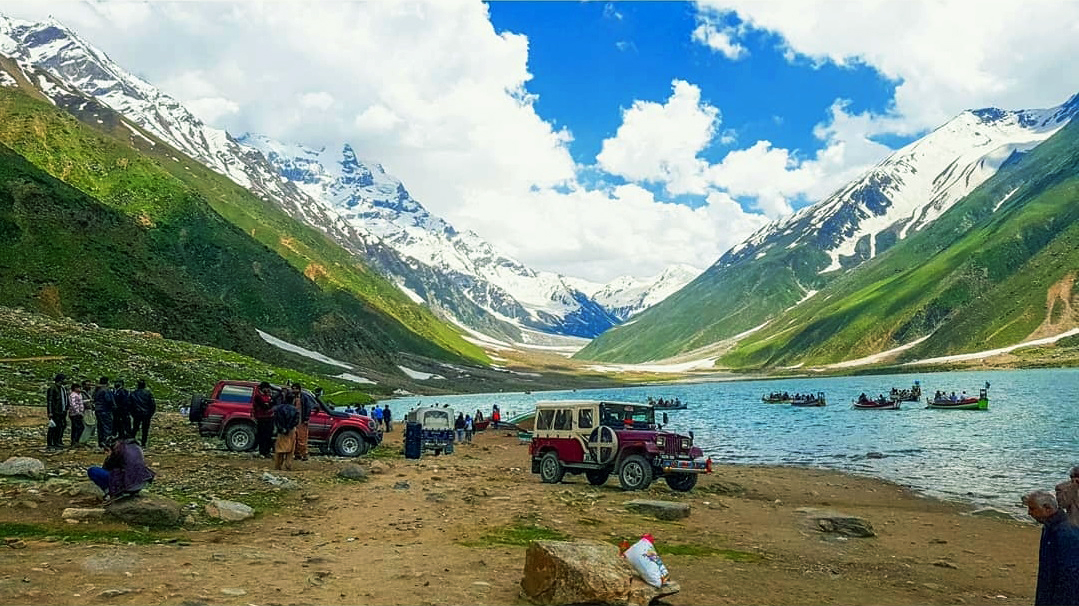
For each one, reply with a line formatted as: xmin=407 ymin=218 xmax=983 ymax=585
xmin=189 ymin=381 xmax=382 ymax=457
xmin=529 ymin=400 xmax=710 ymax=491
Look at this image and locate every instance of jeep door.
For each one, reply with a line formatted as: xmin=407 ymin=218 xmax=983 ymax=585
xmin=535 ymin=406 xmax=586 ymax=464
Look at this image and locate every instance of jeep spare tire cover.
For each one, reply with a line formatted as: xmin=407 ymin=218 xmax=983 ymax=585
xmin=588 ymin=426 xmax=618 ymax=465
xmin=189 ymin=395 xmax=206 ymax=423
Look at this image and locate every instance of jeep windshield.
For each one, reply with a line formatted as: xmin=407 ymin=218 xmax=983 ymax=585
xmin=599 ymin=403 xmax=655 ymax=429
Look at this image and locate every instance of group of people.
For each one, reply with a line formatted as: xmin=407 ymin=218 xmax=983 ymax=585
xmin=1027 ymin=466 xmax=1079 ymax=605
xmin=46 ymin=373 xmax=157 ymax=451
xmin=344 ymin=402 xmax=393 ymax=432
xmin=933 ymin=390 xmax=969 ymax=402
xmin=454 ymin=412 xmax=475 ymax=443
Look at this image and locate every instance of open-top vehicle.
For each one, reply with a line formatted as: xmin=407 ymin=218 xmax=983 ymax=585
xmin=529 ymin=400 xmax=711 ymax=492
xmin=404 ymin=406 xmax=456 ymax=456
xmin=190 ymin=381 xmax=382 ymax=457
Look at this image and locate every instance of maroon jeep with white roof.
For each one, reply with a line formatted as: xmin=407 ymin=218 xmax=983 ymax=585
xmin=529 ymin=400 xmax=710 ymax=491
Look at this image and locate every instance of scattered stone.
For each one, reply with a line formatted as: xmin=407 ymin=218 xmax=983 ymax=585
xmin=67 ymin=481 xmax=105 ymax=499
xmin=7 ymin=540 xmax=27 ymax=549
xmin=337 ymin=464 xmax=369 ymax=481
xmin=394 ymin=481 xmax=410 ymax=490
xmin=205 ymin=500 xmax=254 ymax=522
xmin=700 ymin=480 xmax=745 ymax=497
xmin=797 ymin=508 xmax=876 ymax=538
xmin=14 ymin=500 xmax=38 ymax=510
xmin=521 ymin=540 xmax=680 ymax=606
xmin=368 ymin=461 xmax=388 ymax=475
xmin=98 ymin=588 xmax=134 ymax=598
xmin=866 ymin=452 xmax=885 ymax=459
xmin=262 ymin=472 xmax=299 ymax=490
xmin=932 ymin=560 xmax=959 ymax=569
xmin=426 ymin=492 xmax=447 ymax=503
xmin=220 ymin=588 xmax=247 ymax=596
xmin=930 ymin=538 xmax=948 ymax=544
xmin=183 ymin=515 xmax=197 ymax=528
xmin=0 ymin=457 xmax=45 ymax=479
xmin=106 ymin=495 xmax=182 ymax=528
xmin=969 ymin=507 xmax=1017 ymax=521
xmin=62 ymin=508 xmax=106 ymax=521
xmin=624 ymin=500 xmax=691 ymax=521
xmin=473 ymin=581 xmax=490 ymax=587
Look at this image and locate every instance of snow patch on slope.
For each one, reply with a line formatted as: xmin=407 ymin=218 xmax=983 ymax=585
xmin=256 ymin=329 xmax=352 ymax=369
xmin=903 ymin=329 xmax=1079 ymax=366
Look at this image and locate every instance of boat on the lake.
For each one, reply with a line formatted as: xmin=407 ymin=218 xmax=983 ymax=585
xmin=853 ymin=395 xmax=900 ymax=410
xmin=889 ymin=382 xmax=922 ymax=402
xmin=926 ymin=384 xmax=989 ymax=410
xmin=791 ymin=392 xmax=826 ymax=407
xmin=762 ymin=393 xmax=793 ymax=404
xmin=648 ymin=396 xmax=688 ymax=410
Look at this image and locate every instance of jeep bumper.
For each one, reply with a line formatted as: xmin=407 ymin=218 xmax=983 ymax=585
xmin=658 ymin=456 xmax=712 ymax=474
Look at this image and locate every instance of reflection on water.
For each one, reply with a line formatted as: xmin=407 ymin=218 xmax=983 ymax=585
xmin=390 ymin=368 xmax=1079 ymax=514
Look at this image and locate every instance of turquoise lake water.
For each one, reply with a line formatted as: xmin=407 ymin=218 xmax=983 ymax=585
xmin=389 ymin=368 xmax=1079 ymax=514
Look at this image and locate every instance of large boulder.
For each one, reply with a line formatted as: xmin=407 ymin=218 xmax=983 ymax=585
xmin=205 ymin=499 xmax=254 ymax=522
xmin=796 ymin=508 xmax=876 ymax=538
xmin=521 ymin=540 xmax=680 ymax=606
xmin=0 ymin=457 xmax=45 ymax=480
xmin=337 ymin=464 xmax=369 ymax=481
xmin=106 ymin=495 xmax=182 ymax=528
xmin=624 ymin=500 xmax=691 ymax=521
xmin=68 ymin=481 xmax=106 ymax=499
xmin=62 ymin=508 xmax=107 ymax=521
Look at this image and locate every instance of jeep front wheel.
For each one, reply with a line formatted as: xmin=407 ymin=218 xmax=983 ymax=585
xmin=618 ymin=455 xmax=653 ymax=491
xmin=539 ymin=452 xmax=565 ymax=484
xmin=333 ymin=430 xmax=364 ymax=457
xmin=224 ymin=423 xmax=256 ymax=452
xmin=585 ymin=469 xmax=610 ymax=486
xmin=664 ymin=472 xmax=698 ymax=492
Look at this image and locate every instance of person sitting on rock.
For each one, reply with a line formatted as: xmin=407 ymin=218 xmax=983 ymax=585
xmin=87 ymin=435 xmax=155 ymax=503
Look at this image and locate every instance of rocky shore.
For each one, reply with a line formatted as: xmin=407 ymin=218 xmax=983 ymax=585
xmin=0 ymin=405 xmax=1041 ymax=605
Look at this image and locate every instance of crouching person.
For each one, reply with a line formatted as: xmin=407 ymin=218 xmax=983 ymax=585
xmin=87 ymin=436 xmax=155 ymax=503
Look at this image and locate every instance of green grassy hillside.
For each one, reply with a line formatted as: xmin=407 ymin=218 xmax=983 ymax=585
xmin=721 ymin=119 xmax=1079 ymax=368
xmin=0 ymin=85 xmax=486 ymax=368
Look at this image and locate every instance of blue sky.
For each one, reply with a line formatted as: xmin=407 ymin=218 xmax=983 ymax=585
xmin=6 ymin=1 xmax=1079 ymax=282
xmin=488 ymin=1 xmax=902 ymax=170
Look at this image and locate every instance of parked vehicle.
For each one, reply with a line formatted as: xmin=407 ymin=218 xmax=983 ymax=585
xmin=404 ymin=406 xmax=456 ymax=456
xmin=189 ymin=381 xmax=382 ymax=457
xmin=529 ymin=400 xmax=710 ymax=492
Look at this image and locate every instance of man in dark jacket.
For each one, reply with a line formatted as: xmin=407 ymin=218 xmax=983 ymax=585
xmin=273 ymin=396 xmax=300 ymax=471
xmin=87 ymin=436 xmax=155 ymax=502
xmin=45 ymin=373 xmax=69 ymax=449
xmin=293 ymin=383 xmax=316 ymax=461
xmin=112 ymin=379 xmax=131 ymax=440
xmin=1026 ymin=490 xmax=1079 ymax=605
xmin=252 ymin=382 xmax=274 ymax=458
xmin=93 ymin=377 xmax=115 ymax=450
xmin=129 ymin=379 xmax=157 ymax=448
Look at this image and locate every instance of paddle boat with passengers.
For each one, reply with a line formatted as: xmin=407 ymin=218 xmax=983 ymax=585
xmin=791 ymin=392 xmax=827 ymax=407
xmin=926 ymin=384 xmax=990 ymax=410
xmin=853 ymin=393 xmax=901 ymax=410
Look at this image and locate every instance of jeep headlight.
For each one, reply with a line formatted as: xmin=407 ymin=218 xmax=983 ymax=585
xmin=681 ymin=438 xmax=691 ymax=450
xmin=656 ymin=436 xmax=666 ymax=448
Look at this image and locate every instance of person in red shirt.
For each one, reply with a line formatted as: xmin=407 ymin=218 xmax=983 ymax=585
xmin=252 ymin=382 xmax=274 ymax=459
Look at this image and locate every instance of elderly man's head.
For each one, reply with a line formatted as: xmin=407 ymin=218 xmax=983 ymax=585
xmin=1070 ymin=466 xmax=1079 ymax=483
xmin=1025 ymin=491 xmax=1060 ymax=523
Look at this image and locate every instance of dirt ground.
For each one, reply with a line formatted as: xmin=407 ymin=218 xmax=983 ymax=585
xmin=0 ymin=406 xmax=1042 ymax=606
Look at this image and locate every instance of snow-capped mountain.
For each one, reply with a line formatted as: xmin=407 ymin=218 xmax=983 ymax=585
xmin=720 ymin=95 xmax=1079 ymax=272
xmin=567 ymin=265 xmax=701 ymax=322
xmin=0 ymin=12 xmax=672 ymax=340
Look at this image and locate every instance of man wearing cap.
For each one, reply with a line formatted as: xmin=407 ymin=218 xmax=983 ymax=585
xmin=45 ymin=373 xmax=69 ymax=450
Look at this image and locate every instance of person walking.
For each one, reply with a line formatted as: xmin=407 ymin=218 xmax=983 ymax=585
xmin=68 ymin=381 xmax=85 ymax=447
xmin=1057 ymin=466 xmax=1079 ymax=527
xmin=272 ymin=395 xmax=300 ymax=471
xmin=455 ymin=413 xmax=465 ymax=443
xmin=252 ymin=382 xmax=274 ymax=458
xmin=112 ymin=379 xmax=132 ymax=440
xmin=87 ymin=435 xmax=155 ymax=503
xmin=93 ymin=377 xmax=115 ymax=450
xmin=1025 ymin=490 xmax=1079 ymax=605
xmin=293 ymin=383 xmax=315 ymax=461
xmin=383 ymin=404 xmax=393 ymax=432
xmin=46 ymin=373 xmax=69 ymax=450
xmin=129 ymin=379 xmax=157 ymax=448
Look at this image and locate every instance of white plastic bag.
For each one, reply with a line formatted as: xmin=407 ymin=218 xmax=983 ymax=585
xmin=623 ymin=533 xmax=670 ymax=587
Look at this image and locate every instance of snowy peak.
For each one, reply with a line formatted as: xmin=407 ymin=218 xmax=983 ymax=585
xmin=720 ymin=93 xmax=1078 ymax=273
xmin=575 ymin=264 xmax=701 ymax=321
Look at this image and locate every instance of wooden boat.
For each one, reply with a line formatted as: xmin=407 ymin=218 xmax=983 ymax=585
xmin=890 ymin=382 xmax=922 ymax=402
xmin=653 ymin=399 xmax=689 ymax=410
xmin=926 ymin=386 xmax=989 ymax=410
xmin=791 ymin=392 xmax=826 ymax=407
xmin=473 ymin=419 xmax=491 ymax=431
xmin=853 ymin=398 xmax=900 ymax=410
xmin=761 ymin=395 xmax=792 ymax=404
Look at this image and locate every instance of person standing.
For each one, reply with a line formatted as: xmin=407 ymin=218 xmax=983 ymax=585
xmin=293 ymin=383 xmax=315 ymax=462
xmin=272 ymin=394 xmax=300 ymax=471
xmin=1025 ymin=490 xmax=1079 ymax=606
xmin=1057 ymin=466 xmax=1079 ymax=527
xmin=87 ymin=436 xmax=155 ymax=503
xmin=45 ymin=373 xmax=69 ymax=450
xmin=455 ymin=413 xmax=465 ymax=443
xmin=252 ymin=382 xmax=274 ymax=459
xmin=112 ymin=380 xmax=132 ymax=440
xmin=491 ymin=405 xmax=501 ymax=428
xmin=129 ymin=379 xmax=157 ymax=448
xmin=383 ymin=404 xmax=393 ymax=432
xmin=68 ymin=382 xmax=85 ymax=447
xmin=93 ymin=377 xmax=115 ymax=449
xmin=464 ymin=414 xmax=473 ymax=443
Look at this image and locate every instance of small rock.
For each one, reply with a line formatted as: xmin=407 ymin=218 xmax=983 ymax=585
xmin=15 ymin=500 xmax=38 ymax=510
xmin=394 ymin=481 xmax=410 ymax=490
xmin=220 ymin=588 xmax=247 ymax=596
xmin=7 ymin=540 xmax=27 ymax=549
xmin=932 ymin=560 xmax=959 ymax=569
xmin=473 ymin=581 xmax=490 ymax=587
xmin=521 ymin=540 xmax=679 ymax=606
xmin=107 ymin=495 xmax=182 ymax=528
xmin=368 ymin=461 xmax=388 ymax=475
xmin=62 ymin=508 xmax=106 ymax=521
xmin=797 ymin=508 xmax=875 ymax=538
xmin=205 ymin=500 xmax=254 ymax=522
xmin=426 ymin=492 xmax=446 ymax=503
xmin=337 ymin=464 xmax=368 ymax=481
xmin=98 ymin=588 xmax=133 ymax=598
xmin=624 ymin=499 xmax=691 ymax=521
xmin=262 ymin=472 xmax=299 ymax=490
xmin=0 ymin=457 xmax=45 ymax=479
xmin=67 ymin=481 xmax=105 ymax=499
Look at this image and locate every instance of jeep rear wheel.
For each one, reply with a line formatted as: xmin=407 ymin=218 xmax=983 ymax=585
xmin=618 ymin=455 xmax=653 ymax=491
xmin=585 ymin=469 xmax=610 ymax=486
xmin=333 ymin=430 xmax=363 ymax=458
xmin=539 ymin=452 xmax=565 ymax=484
xmin=224 ymin=423 xmax=256 ymax=452
xmin=665 ymin=472 xmax=698 ymax=492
